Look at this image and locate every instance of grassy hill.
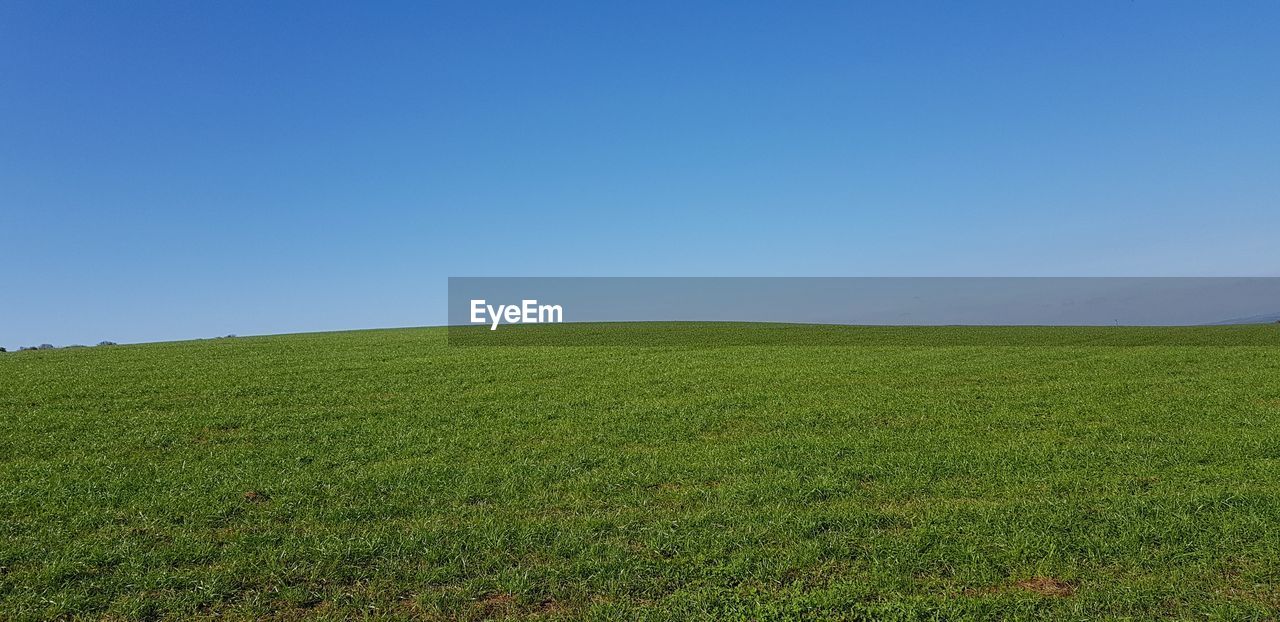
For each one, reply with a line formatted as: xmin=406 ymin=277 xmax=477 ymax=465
xmin=2 ymin=324 xmax=1279 ymax=620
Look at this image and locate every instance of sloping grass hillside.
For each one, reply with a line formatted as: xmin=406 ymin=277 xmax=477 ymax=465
xmin=2 ymin=324 xmax=1279 ymax=620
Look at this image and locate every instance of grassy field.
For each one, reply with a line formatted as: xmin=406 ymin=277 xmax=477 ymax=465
xmin=2 ymin=323 xmax=1280 ymax=620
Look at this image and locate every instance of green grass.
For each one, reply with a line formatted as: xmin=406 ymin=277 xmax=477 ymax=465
xmin=2 ymin=323 xmax=1280 ymax=620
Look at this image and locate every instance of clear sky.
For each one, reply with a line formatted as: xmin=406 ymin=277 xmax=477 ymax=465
xmin=3 ymin=1 xmax=1278 ymax=348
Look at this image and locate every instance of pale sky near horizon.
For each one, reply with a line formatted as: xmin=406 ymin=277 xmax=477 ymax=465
xmin=3 ymin=1 xmax=1278 ymax=348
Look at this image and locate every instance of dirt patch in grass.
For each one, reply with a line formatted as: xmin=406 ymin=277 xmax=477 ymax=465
xmin=1220 ymin=584 xmax=1280 ymax=608
xmin=194 ymin=423 xmax=241 ymax=445
xmin=1015 ymin=577 xmax=1076 ymax=597
xmin=478 ymin=593 xmax=516 ymax=616
xmin=243 ymin=490 xmax=270 ymax=503
xmin=535 ymin=597 xmax=569 ymax=615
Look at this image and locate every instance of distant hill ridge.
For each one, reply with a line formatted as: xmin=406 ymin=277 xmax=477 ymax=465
xmin=1208 ymin=312 xmax=1280 ymax=325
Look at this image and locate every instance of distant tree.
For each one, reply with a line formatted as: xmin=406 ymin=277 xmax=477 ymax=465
xmin=98 ymin=341 xmax=118 ymax=346
xmin=38 ymin=344 xmax=54 ymax=350
xmin=0 ymin=347 xmax=6 ymax=353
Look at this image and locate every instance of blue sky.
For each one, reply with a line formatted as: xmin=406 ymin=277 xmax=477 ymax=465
xmin=3 ymin=1 xmax=1278 ymax=347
